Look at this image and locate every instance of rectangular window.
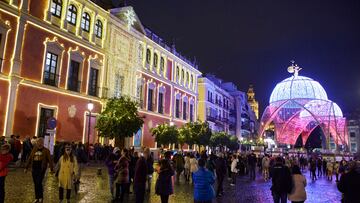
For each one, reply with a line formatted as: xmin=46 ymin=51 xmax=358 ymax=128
xmin=88 ymin=68 xmax=99 ymax=97
xmin=67 ymin=60 xmax=80 ymax=92
xmin=44 ymin=52 xmax=59 ymax=86
xmin=38 ymin=108 xmax=54 ymax=137
xmin=350 ymin=132 xmax=356 ymax=138
xmin=158 ymin=92 xmax=164 ymax=114
xmin=148 ymin=89 xmax=153 ymax=111
xmin=175 ymin=99 xmax=180 ymax=118
xmin=137 ymin=83 xmax=144 ymax=108
xmin=351 ymin=143 xmax=356 ymax=152
xmin=190 ymin=104 xmax=194 ymax=122
xmin=183 ymin=102 xmax=187 ymax=120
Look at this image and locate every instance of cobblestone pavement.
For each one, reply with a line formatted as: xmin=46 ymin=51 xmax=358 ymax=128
xmin=4 ymin=165 xmax=342 ymax=203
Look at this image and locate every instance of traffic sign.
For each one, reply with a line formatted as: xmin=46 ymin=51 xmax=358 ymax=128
xmin=47 ymin=117 xmax=57 ymax=129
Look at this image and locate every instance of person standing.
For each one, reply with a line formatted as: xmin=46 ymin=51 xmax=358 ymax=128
xmin=129 ymin=151 xmax=139 ymax=193
xmin=172 ymin=152 xmax=185 ymax=182
xmin=56 ymin=143 xmax=79 ymax=203
xmin=327 ymin=160 xmax=334 ymax=181
xmin=215 ymin=152 xmax=227 ymax=197
xmin=271 ymin=157 xmax=292 ymax=203
xmin=0 ymin=144 xmax=13 ymax=203
xmin=310 ymin=158 xmax=317 ymax=181
xmin=115 ymin=148 xmax=130 ymax=202
xmin=317 ymin=157 xmax=323 ymax=177
xmin=134 ymin=148 xmax=149 ymax=203
xmin=262 ymin=155 xmax=270 ymax=181
xmin=337 ymin=161 xmax=360 ymax=203
xmin=105 ymin=147 xmax=120 ymax=200
xmin=230 ymin=154 xmax=238 ymax=186
xmin=192 ymin=158 xmax=215 ymax=203
xmin=22 ymin=136 xmax=33 ymax=164
xmin=25 ymin=137 xmax=54 ymax=203
xmin=184 ymin=153 xmax=191 ymax=182
xmin=248 ymin=152 xmax=257 ymax=180
xmin=145 ymin=148 xmax=154 ymax=193
xmin=155 ymin=159 xmax=175 ymax=203
xmin=288 ymin=165 xmax=307 ymax=203
xmin=189 ymin=154 xmax=198 ymax=182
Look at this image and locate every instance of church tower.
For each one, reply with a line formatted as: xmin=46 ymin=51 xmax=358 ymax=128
xmin=247 ymin=85 xmax=259 ymax=119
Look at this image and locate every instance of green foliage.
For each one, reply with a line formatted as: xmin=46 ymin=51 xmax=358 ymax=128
xmin=227 ymin=136 xmax=240 ymax=151
xmin=210 ymin=132 xmax=230 ymax=147
xmin=95 ymin=97 xmax=144 ymax=139
xmin=188 ymin=121 xmax=212 ymax=146
xmin=151 ymin=124 xmax=178 ymax=147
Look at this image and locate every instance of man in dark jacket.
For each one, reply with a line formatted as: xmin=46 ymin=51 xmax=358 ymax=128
xmin=215 ymin=153 xmax=227 ymax=197
xmin=270 ymin=156 xmax=292 ymax=203
xmin=134 ymin=148 xmax=149 ymax=203
xmin=248 ymin=151 xmax=257 ymax=180
xmin=337 ymin=161 xmax=360 ymax=203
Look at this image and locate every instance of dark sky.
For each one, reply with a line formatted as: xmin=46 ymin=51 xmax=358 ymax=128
xmin=128 ymin=0 xmax=360 ymax=114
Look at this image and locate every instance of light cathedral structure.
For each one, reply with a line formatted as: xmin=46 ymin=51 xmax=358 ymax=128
xmin=260 ymin=63 xmax=348 ymax=149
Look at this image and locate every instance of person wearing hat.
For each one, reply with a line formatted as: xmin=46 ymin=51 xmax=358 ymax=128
xmin=105 ymin=147 xmax=121 ymax=200
xmin=0 ymin=144 xmax=13 ymax=203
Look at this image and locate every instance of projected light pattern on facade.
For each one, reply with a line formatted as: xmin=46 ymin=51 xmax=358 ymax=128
xmin=260 ymin=63 xmax=348 ymax=147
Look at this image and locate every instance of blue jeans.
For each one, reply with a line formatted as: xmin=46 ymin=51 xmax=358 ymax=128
xmin=272 ymin=192 xmax=287 ymax=203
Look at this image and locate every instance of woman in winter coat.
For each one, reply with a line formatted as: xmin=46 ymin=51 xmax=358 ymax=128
xmin=230 ymin=155 xmax=238 ymax=186
xmin=57 ymin=143 xmax=79 ymax=203
xmin=288 ymin=165 xmax=307 ymax=203
xmin=115 ymin=148 xmax=130 ymax=202
xmin=155 ymin=159 xmax=175 ymax=203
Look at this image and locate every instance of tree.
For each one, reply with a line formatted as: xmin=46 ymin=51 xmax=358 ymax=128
xmin=189 ymin=121 xmax=212 ymax=147
xmin=210 ymin=132 xmax=230 ymax=151
xmin=151 ymin=124 xmax=178 ymax=147
xmin=96 ymin=97 xmax=144 ymax=141
xmin=227 ymin=136 xmax=240 ymax=151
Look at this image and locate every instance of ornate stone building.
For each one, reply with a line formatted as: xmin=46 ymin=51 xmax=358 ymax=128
xmin=247 ymin=85 xmax=259 ymax=120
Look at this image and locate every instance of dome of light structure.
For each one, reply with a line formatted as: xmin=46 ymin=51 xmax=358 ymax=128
xmin=269 ymin=76 xmax=328 ymax=103
xmin=260 ymin=63 xmax=348 ymax=148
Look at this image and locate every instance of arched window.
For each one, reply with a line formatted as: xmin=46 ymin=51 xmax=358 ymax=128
xmin=176 ymin=66 xmax=180 ymax=82
xmin=94 ymin=20 xmax=103 ymax=38
xmin=186 ymin=72 xmax=189 ymax=86
xmin=51 ymin=0 xmax=62 ymax=17
xmin=153 ymin=53 xmax=158 ymax=68
xmin=66 ymin=4 xmax=77 ymax=25
xmin=160 ymin=57 xmax=165 ymax=73
xmin=146 ymin=49 xmax=151 ymax=64
xmin=81 ymin=12 xmax=91 ymax=32
xmin=181 ymin=69 xmax=185 ymax=84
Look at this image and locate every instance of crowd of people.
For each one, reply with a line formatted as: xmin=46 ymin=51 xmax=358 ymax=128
xmin=1 ymin=134 xmax=360 ymax=203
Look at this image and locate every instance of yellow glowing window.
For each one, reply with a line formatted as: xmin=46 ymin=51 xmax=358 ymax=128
xmin=81 ymin=12 xmax=91 ymax=32
xmin=51 ymin=0 xmax=62 ymax=17
xmin=67 ymin=5 xmax=77 ymax=25
xmin=95 ymin=20 xmax=103 ymax=38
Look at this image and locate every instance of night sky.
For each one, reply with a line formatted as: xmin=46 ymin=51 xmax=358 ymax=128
xmin=128 ymin=0 xmax=360 ymax=114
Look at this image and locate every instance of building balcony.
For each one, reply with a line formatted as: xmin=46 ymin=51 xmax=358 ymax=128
xmin=206 ymin=115 xmax=217 ymax=122
xmin=43 ymin=71 xmax=60 ymax=87
xmin=88 ymin=86 xmax=100 ymax=97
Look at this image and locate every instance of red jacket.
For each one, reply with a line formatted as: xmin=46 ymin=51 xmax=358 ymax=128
xmin=0 ymin=153 xmax=13 ymax=176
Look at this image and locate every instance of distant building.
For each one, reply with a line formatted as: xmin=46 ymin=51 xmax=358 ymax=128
xmin=347 ymin=119 xmax=359 ymax=153
xmin=247 ymin=85 xmax=259 ymax=120
xmin=198 ymin=74 xmax=258 ymax=139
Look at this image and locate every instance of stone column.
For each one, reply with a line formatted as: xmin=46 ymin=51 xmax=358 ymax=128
xmin=4 ymin=76 xmax=21 ymax=138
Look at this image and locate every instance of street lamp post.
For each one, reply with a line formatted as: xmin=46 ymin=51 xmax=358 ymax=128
xmin=87 ymin=101 xmax=94 ymax=161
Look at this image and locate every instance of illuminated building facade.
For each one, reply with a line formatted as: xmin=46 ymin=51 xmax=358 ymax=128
xmin=260 ymin=63 xmax=348 ymax=149
xmin=105 ymin=6 xmax=201 ymax=148
xmin=198 ymin=74 xmax=258 ymax=139
xmin=247 ymin=85 xmax=259 ymax=120
xmin=0 ymin=0 xmax=107 ymax=143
